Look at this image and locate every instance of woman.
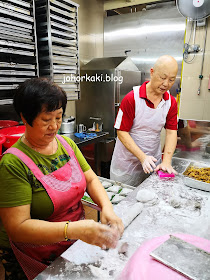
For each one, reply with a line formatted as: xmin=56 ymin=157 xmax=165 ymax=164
xmin=0 ymin=78 xmax=124 ymax=280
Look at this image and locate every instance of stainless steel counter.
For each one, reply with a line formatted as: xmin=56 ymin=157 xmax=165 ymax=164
xmin=173 ymin=150 xmax=210 ymax=164
xmin=35 ymin=155 xmax=210 ymax=280
xmin=60 ymin=131 xmax=109 ymax=148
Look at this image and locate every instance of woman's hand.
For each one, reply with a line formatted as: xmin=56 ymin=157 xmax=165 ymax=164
xmin=68 ymin=220 xmax=120 ymax=249
xmin=100 ymin=205 xmax=124 ymax=237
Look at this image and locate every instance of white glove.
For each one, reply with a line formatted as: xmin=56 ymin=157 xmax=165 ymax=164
xmin=142 ymin=156 xmax=157 ymax=174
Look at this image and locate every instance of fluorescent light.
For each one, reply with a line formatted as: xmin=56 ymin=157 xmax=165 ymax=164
xmin=131 ymin=56 xmax=183 ymax=63
xmin=105 ymin=23 xmax=186 ymax=40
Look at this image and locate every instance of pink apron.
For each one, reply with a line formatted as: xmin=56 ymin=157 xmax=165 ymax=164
xmin=4 ymin=135 xmax=86 ymax=279
xmin=110 ymin=86 xmax=172 ymax=187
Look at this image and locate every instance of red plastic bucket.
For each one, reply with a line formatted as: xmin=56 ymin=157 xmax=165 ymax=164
xmin=0 ymin=134 xmax=6 ymax=155
xmin=0 ymin=126 xmax=25 ymax=148
xmin=0 ymin=120 xmax=19 ymax=129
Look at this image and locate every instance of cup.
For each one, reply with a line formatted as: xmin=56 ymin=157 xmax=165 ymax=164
xmin=77 ymin=124 xmax=86 ymax=133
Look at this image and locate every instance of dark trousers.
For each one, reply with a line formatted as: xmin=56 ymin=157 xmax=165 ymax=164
xmin=0 ymin=248 xmax=27 ymax=280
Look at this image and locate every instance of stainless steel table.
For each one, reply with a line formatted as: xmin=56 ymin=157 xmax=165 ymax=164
xmin=35 ymin=155 xmax=210 ymax=280
xmin=61 ymin=131 xmax=109 ymax=175
xmin=60 ymin=131 xmax=109 ymax=148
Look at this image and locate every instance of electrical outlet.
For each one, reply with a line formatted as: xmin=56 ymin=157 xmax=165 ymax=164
xmin=197 ymin=19 xmax=206 ymax=27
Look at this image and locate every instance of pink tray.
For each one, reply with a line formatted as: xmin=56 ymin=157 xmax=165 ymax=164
xmin=119 ymin=233 xmax=210 ymax=280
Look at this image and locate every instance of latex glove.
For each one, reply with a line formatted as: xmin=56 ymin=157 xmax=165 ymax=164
xmin=100 ymin=205 xmax=124 ymax=237
xmin=154 ymin=162 xmax=178 ymax=175
xmin=142 ymin=155 xmax=157 ymax=174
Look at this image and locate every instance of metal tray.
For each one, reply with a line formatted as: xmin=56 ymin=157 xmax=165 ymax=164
xmin=52 ymin=47 xmax=77 ymax=57
xmin=50 ymin=5 xmax=76 ymax=19
xmin=81 ymin=176 xmax=135 ymax=210
xmin=0 ymin=47 xmax=34 ymax=56
xmin=0 ymin=22 xmax=31 ymax=33
xmin=50 ymin=20 xmax=76 ymax=32
xmin=0 ymin=29 xmax=33 ymax=40
xmin=150 ymin=235 xmax=210 ymax=280
xmin=0 ymin=85 xmax=18 ymax=90
xmin=0 ymin=40 xmax=34 ymax=50
xmin=182 ymin=162 xmax=210 ymax=192
xmin=51 ymin=28 xmax=76 ymax=39
xmin=50 ymin=0 xmax=75 ymax=13
xmin=39 ymin=36 xmax=76 ymax=47
xmin=0 ymin=1 xmax=30 ymax=15
xmin=206 ymin=143 xmax=210 ymax=154
xmin=0 ymin=17 xmax=32 ymax=29
xmin=0 ymin=62 xmax=35 ymax=69
xmin=0 ymin=77 xmax=30 ymax=82
xmin=0 ymin=7 xmax=33 ymax=22
xmin=0 ymin=70 xmax=35 ymax=76
xmin=7 ymin=0 xmax=31 ymax=8
xmin=50 ymin=14 xmax=75 ymax=26
xmin=0 ymin=34 xmax=33 ymax=44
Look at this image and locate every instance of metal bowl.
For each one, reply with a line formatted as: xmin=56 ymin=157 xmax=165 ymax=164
xmin=206 ymin=143 xmax=210 ymax=154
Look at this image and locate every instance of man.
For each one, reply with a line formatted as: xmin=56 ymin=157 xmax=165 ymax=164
xmin=110 ymin=55 xmax=178 ymax=187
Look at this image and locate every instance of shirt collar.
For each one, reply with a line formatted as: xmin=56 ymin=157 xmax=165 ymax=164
xmin=139 ymin=81 xmax=169 ymax=101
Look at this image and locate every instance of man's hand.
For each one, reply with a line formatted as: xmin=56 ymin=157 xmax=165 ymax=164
xmin=142 ymin=155 xmax=157 ymax=174
xmin=154 ymin=162 xmax=177 ymax=174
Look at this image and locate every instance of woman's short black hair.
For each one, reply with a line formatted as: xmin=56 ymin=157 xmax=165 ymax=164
xmin=14 ymin=77 xmax=67 ymax=126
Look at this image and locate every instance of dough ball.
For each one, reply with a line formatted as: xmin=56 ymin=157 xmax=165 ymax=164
xmin=120 ymin=188 xmax=133 ymax=196
xmin=102 ymin=181 xmax=112 ymax=188
xmin=136 ymin=189 xmax=157 ymax=203
xmin=170 ymin=197 xmax=181 ymax=208
xmin=111 ymin=194 xmax=125 ymax=204
xmin=106 ymin=191 xmax=115 ymax=200
xmin=107 ymin=185 xmax=121 ymax=194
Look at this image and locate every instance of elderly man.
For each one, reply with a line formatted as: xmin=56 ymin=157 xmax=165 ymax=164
xmin=110 ymin=55 xmax=178 ymax=187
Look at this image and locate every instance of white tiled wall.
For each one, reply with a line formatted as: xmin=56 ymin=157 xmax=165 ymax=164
xmin=179 ymin=18 xmax=210 ymax=121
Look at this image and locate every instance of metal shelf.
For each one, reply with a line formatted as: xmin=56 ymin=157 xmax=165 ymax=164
xmin=0 ymin=0 xmax=39 ymax=103
xmin=35 ymin=0 xmax=80 ymax=100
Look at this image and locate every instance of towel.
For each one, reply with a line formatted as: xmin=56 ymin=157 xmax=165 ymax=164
xmin=74 ymin=132 xmax=97 ymax=139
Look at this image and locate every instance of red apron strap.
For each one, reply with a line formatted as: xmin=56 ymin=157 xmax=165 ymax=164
xmin=4 ymin=147 xmax=44 ymax=179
